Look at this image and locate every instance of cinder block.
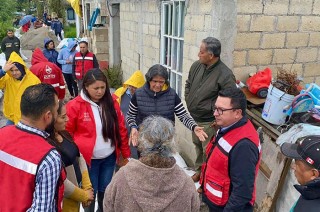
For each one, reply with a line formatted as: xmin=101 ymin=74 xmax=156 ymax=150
xmin=204 ymin=15 xmax=212 ymax=31
xmin=235 ymin=33 xmax=261 ymax=49
xmin=286 ymin=33 xmax=309 ymax=48
xmin=289 ymin=0 xmax=313 ymax=15
xmin=250 ymin=15 xmax=275 ymax=32
xmin=148 ymin=24 xmax=157 ymax=36
xmin=261 ymin=33 xmax=285 ymax=48
xmin=248 ymin=49 xmax=273 ymax=65
xmin=199 ymin=0 xmax=213 ymax=14
xmin=277 ymin=16 xmax=299 ymax=32
xmin=309 ymin=32 xmax=320 ymax=46
xmin=237 ymin=15 xmax=251 ymax=32
xmin=272 ymin=49 xmax=296 ymax=64
xmin=142 ymin=24 xmax=149 ymax=34
xmin=184 ymin=30 xmax=197 ymax=45
xmin=314 ymin=0 xmax=320 ymax=15
xmin=233 ymin=66 xmax=257 ymax=82
xmin=152 ymin=36 xmax=160 ymax=49
xmin=304 ymin=63 xmax=320 ymax=77
xmin=296 ymin=48 xmax=318 ymax=63
xmin=302 ymin=76 xmax=315 ymax=84
xmin=190 ymin=15 xmax=205 ymax=31
xmin=96 ymin=53 xmax=109 ymax=61
xmin=238 ymin=0 xmax=263 ymax=14
xmin=233 ymin=51 xmax=247 ymax=66
xmin=301 ymin=16 xmax=320 ymax=31
xmin=263 ymin=0 xmax=289 ymax=15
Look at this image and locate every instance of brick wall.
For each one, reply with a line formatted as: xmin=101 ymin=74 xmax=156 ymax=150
xmin=119 ymin=1 xmax=161 ymax=80
xmin=235 ymin=0 xmax=320 ymax=85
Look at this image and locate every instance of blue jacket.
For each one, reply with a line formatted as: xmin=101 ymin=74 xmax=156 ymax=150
xmin=57 ymin=41 xmax=77 ymax=74
xmin=43 ymin=38 xmax=60 ymax=68
xmin=52 ymin=20 xmax=63 ymax=33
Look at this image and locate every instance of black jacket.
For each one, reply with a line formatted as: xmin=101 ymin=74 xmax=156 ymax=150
xmin=1 ymin=36 xmax=21 ymax=61
xmin=293 ymin=178 xmax=320 ymax=212
xmin=185 ymin=60 xmax=236 ymax=122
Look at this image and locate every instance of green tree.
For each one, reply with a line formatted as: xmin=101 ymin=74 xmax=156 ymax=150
xmin=48 ymin=0 xmax=65 ymax=19
xmin=0 ymin=0 xmax=17 ymax=42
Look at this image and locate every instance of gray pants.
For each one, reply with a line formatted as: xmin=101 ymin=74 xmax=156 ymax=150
xmin=192 ymin=121 xmax=216 ymax=172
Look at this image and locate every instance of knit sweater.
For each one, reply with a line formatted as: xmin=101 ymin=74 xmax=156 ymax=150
xmin=104 ymin=159 xmax=200 ymax=212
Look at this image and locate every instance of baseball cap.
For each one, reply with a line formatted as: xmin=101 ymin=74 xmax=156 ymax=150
xmin=281 ymin=135 xmax=320 ymax=170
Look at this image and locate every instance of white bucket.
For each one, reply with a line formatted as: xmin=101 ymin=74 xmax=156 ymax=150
xmin=262 ymin=84 xmax=295 ymax=125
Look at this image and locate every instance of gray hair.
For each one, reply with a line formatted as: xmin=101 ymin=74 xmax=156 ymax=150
xmin=145 ymin=64 xmax=169 ymax=85
xmin=138 ymin=116 xmax=176 ymax=157
xmin=202 ymin=37 xmax=221 ymax=57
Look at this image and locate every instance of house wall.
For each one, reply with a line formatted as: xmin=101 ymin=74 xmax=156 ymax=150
xmin=120 ymin=1 xmax=161 ymax=80
xmin=234 ymin=0 xmax=320 ymax=86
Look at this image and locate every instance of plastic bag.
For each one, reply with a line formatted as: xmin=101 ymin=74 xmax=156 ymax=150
xmin=276 ymin=123 xmax=320 ymax=146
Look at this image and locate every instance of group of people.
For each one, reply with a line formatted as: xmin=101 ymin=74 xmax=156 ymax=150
xmin=0 ymin=33 xmax=319 ymax=212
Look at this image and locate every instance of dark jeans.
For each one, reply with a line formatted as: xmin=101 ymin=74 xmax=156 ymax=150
xmin=63 ymin=73 xmax=78 ymax=97
xmin=55 ymin=31 xmax=63 ymax=40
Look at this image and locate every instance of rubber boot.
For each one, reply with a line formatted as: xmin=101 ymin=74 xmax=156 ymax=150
xmin=97 ymin=191 xmax=105 ymax=212
xmin=84 ymin=193 xmax=96 ymax=212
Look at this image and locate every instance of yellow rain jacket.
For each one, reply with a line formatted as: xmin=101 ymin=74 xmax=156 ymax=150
xmin=0 ymin=52 xmax=41 ymax=124
xmin=113 ymin=70 xmax=145 ymax=104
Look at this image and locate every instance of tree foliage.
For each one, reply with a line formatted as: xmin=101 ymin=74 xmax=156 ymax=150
xmin=0 ymin=0 xmax=17 ymax=42
xmin=48 ymin=0 xmax=66 ymax=19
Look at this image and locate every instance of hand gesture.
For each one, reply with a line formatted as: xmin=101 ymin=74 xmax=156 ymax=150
xmin=129 ymin=128 xmax=139 ymax=146
xmin=3 ymin=61 xmax=14 ymax=72
xmin=194 ymin=126 xmax=208 ymax=142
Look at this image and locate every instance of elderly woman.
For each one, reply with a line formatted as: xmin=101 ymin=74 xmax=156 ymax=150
xmin=126 ymin=64 xmax=207 ymax=146
xmin=104 ymin=116 xmax=200 ymax=212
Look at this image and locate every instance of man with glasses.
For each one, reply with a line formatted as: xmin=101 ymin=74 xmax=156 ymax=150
xmin=185 ymin=37 xmax=236 ymax=182
xmin=199 ymin=87 xmax=261 ymax=212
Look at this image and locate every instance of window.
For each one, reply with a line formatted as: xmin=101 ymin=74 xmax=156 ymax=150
xmin=160 ymin=0 xmax=185 ymax=97
xmin=67 ymin=8 xmax=75 ymax=20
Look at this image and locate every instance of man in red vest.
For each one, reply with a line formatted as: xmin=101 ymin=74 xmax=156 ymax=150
xmin=199 ymin=87 xmax=261 ymax=212
xmin=0 ymin=84 xmax=62 ymax=211
xmin=72 ymin=41 xmax=99 ymax=91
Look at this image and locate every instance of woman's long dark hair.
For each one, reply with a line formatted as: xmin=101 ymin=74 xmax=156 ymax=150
xmin=47 ymin=100 xmax=74 ymax=151
xmin=82 ymin=68 xmax=121 ymax=147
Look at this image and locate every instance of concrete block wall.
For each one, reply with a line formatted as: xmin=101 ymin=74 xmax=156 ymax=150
xmin=119 ymin=1 xmax=161 ymax=81
xmin=234 ymin=0 xmax=320 ymax=86
xmin=91 ymin=27 xmax=109 ymax=62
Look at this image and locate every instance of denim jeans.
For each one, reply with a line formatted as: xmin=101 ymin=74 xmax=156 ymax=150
xmin=88 ymin=152 xmax=116 ymax=193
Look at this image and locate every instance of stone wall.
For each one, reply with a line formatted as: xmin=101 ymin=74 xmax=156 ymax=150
xmin=234 ymin=0 xmax=320 ymax=85
xmin=119 ymin=1 xmax=161 ymax=80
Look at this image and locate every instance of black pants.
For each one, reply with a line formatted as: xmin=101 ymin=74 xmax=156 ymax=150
xmin=55 ymin=31 xmax=63 ymax=40
xmin=63 ymin=73 xmax=78 ymax=97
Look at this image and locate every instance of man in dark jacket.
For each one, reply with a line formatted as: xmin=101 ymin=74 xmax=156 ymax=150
xmin=51 ymin=17 xmax=63 ymax=40
xmin=1 ymin=29 xmax=21 ymax=61
xmin=185 ymin=37 xmax=236 ymax=182
xmin=281 ymin=136 xmax=320 ymax=212
xmin=199 ymin=88 xmax=261 ymax=212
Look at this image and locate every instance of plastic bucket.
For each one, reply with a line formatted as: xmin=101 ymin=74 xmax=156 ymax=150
xmin=261 ymin=84 xmax=295 ymax=125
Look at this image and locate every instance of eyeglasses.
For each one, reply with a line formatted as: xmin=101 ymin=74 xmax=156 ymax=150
xmin=212 ymin=106 xmax=240 ymax=115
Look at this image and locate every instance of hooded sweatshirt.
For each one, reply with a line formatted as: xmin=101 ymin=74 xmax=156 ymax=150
xmin=42 ymin=38 xmax=60 ymax=67
xmin=113 ymin=70 xmax=145 ymax=104
xmin=0 ymin=52 xmax=40 ymax=123
xmin=104 ymin=159 xmax=200 ymax=212
xmin=57 ymin=40 xmax=78 ymax=74
xmin=30 ymin=48 xmax=66 ymax=99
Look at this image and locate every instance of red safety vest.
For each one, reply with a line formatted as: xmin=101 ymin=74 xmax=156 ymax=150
xmin=74 ymin=52 xmax=95 ymax=80
xmin=200 ymin=120 xmax=261 ymax=207
xmin=0 ymin=126 xmax=55 ymax=211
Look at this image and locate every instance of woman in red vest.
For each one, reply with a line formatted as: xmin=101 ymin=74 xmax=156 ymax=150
xmin=66 ymin=68 xmax=130 ymax=212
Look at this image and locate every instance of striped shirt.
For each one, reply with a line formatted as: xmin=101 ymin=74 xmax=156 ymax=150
xmin=126 ymin=94 xmax=197 ymax=131
xmin=17 ymin=122 xmax=62 ymax=212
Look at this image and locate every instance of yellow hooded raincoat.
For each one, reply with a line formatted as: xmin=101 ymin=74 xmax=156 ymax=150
xmin=113 ymin=70 xmax=145 ymax=104
xmin=0 ymin=52 xmax=41 ymax=124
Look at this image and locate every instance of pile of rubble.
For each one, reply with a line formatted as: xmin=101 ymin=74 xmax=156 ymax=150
xmin=20 ymin=27 xmax=60 ymax=50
